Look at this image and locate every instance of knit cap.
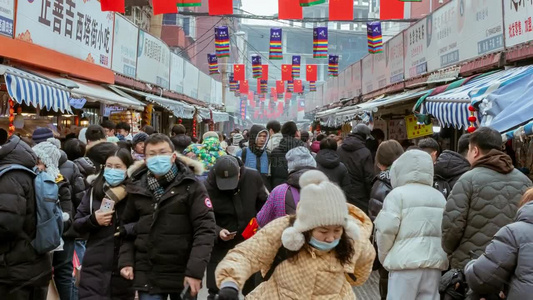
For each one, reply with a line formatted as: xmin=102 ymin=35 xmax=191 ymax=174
xmin=281 ymin=170 xmax=360 ymax=251
xmin=32 ymin=127 xmax=54 ymax=144
xmin=33 ymin=141 xmax=61 ymax=180
xmin=232 ymin=133 xmax=244 ymax=146
xmin=286 ymin=146 xmax=316 ymax=173
xmin=132 ymin=132 xmax=149 ymax=147
xmin=203 ymin=131 xmax=219 ymax=141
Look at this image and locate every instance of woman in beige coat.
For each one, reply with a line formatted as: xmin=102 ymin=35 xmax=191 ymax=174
xmin=215 ymin=170 xmax=375 ymax=300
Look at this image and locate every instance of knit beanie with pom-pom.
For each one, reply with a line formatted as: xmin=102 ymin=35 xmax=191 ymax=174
xmin=281 ymin=170 xmax=360 ymax=251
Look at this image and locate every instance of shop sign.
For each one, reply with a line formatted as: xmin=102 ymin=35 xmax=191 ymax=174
xmin=405 ymin=114 xmax=433 ymax=139
xmin=183 ymin=61 xmax=199 ymax=99
xmin=504 ymin=0 xmax=533 ymax=48
xmin=103 ymin=104 xmax=125 ymax=117
xmin=169 ymin=53 xmax=184 ymax=93
xmin=15 ymin=0 xmax=114 ymax=68
xmin=388 ymin=119 xmax=407 ymax=141
xmin=351 ymin=61 xmax=362 ymax=97
xmin=198 ymin=72 xmax=212 ymax=102
xmin=136 ymin=30 xmax=170 ymax=89
xmin=111 ymin=14 xmax=138 ymax=78
xmin=404 ymin=19 xmax=429 ymax=79
xmin=426 ymin=66 xmax=461 ymax=83
xmin=388 ymin=34 xmax=404 ymax=84
xmin=0 ymin=0 xmax=14 ymax=37
xmin=361 ymin=55 xmax=374 ymax=95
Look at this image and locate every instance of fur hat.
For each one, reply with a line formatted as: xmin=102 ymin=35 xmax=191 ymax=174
xmin=32 ymin=141 xmax=61 ymax=179
xmin=281 ymin=170 xmax=360 ymax=251
xmin=286 ymin=146 xmax=316 ymax=173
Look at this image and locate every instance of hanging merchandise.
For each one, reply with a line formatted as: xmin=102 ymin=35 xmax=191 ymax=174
xmin=309 ymin=81 xmax=317 ymax=92
xmin=329 ymin=0 xmax=354 ymax=21
xmin=467 ymin=105 xmax=478 ymax=133
xmin=153 ymin=0 xmax=178 ymax=15
xmin=287 ymin=80 xmax=294 ymax=93
xmin=261 ymin=65 xmax=269 ymax=81
xmin=299 ymin=0 xmax=325 ymax=7
xmin=278 ymin=0 xmax=303 ymax=20
xmin=306 ymin=64 xmax=318 ymax=82
xmin=328 ymin=55 xmax=339 ymax=77
xmin=292 ymin=56 xmax=301 ymax=78
xmin=177 ymin=0 xmax=202 ymax=7
xmin=234 ymin=64 xmax=245 ymax=81
xmin=143 ymin=104 xmax=153 ymax=126
xmin=282 ymin=64 xmax=292 ymax=81
xmin=294 ymin=80 xmax=303 ymax=93
xmin=313 ymin=27 xmax=328 ymax=59
xmin=100 ymin=0 xmax=125 ymax=12
xmin=208 ymin=54 xmax=220 ymax=75
xmin=215 ymin=26 xmax=230 ymax=58
xmin=367 ymin=22 xmax=383 ymax=54
xmin=269 ymin=28 xmax=283 ymax=60
xmin=252 ymin=55 xmax=263 ymax=78
xmin=240 ymin=80 xmax=249 ymax=94
xmin=380 ymin=0 xmax=404 ymax=20
xmin=260 ymin=80 xmax=268 ymax=94
xmin=209 ymin=0 xmax=233 ymax=15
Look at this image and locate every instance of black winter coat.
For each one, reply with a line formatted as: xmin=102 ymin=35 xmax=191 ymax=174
xmin=60 ymin=150 xmax=87 ymax=210
xmin=74 ymin=157 xmax=97 ymax=190
xmin=315 ymin=149 xmax=350 ymax=193
xmin=433 ymin=150 xmax=470 ymax=198
xmin=337 ymin=134 xmax=375 ymax=212
xmin=74 ymin=185 xmax=135 ymax=300
xmin=368 ymin=170 xmax=392 ymax=222
xmin=270 ymin=136 xmax=305 ymax=188
xmin=0 ymin=135 xmax=52 ymax=287
xmin=118 ymin=157 xmax=216 ymax=294
xmin=57 ymin=176 xmax=73 ymax=237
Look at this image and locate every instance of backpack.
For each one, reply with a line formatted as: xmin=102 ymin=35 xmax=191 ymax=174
xmin=0 ymin=164 xmax=63 ymax=254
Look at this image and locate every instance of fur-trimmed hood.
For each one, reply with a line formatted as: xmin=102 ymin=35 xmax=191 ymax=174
xmin=127 ymin=152 xmax=205 ymax=178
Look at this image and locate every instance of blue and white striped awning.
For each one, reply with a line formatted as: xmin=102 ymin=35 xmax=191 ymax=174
xmin=2 ymin=66 xmax=72 ymax=113
xmin=422 ymin=101 xmax=477 ymax=129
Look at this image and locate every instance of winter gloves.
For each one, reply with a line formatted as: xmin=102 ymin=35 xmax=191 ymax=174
xmin=217 ymin=287 xmax=239 ymax=300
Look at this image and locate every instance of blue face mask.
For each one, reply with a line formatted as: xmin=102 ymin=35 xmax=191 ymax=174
xmin=147 ymin=155 xmax=173 ymax=176
xmin=104 ymin=168 xmax=126 ymax=187
xmin=309 ymin=237 xmax=340 ymax=251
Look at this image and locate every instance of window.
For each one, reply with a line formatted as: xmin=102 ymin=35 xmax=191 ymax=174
xmin=163 ymin=14 xmax=177 ymax=25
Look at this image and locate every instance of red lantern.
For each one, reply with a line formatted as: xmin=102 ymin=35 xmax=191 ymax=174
xmin=468 ymin=105 xmax=476 ymax=112
xmin=178 ymin=118 xmax=183 ymax=124
xmin=468 ymin=116 xmax=477 ymax=123
xmin=467 ymin=126 xmax=476 ymax=133
xmin=192 ymin=117 xmax=197 ymax=138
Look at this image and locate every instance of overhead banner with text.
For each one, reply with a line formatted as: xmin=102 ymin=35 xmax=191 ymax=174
xmin=136 ymin=30 xmax=170 ymax=89
xmin=112 ymin=14 xmax=138 ymax=77
xmin=504 ymin=0 xmax=533 ymax=48
xmin=0 ymin=0 xmax=14 ymax=37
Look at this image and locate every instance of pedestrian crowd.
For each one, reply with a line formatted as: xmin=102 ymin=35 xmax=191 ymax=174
xmin=0 ymin=119 xmax=531 ymax=300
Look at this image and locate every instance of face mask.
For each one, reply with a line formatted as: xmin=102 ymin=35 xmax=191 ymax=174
xmin=104 ymin=168 xmax=126 ymax=187
xmin=309 ymin=237 xmax=340 ymax=251
xmin=147 ymin=155 xmax=173 ymax=176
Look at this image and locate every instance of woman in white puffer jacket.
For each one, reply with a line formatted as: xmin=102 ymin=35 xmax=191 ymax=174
xmin=374 ymin=149 xmax=449 ymax=300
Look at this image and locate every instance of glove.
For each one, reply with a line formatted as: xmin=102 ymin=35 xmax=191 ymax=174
xmin=217 ymin=287 xmax=239 ymax=300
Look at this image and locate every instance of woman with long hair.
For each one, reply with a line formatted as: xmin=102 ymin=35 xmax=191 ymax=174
xmin=215 ymin=170 xmax=375 ymax=300
xmin=74 ymin=146 xmax=135 ymax=300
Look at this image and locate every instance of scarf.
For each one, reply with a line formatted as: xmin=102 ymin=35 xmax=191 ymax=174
xmin=147 ymin=164 xmax=179 ymax=201
xmin=103 ymin=183 xmax=128 ymax=203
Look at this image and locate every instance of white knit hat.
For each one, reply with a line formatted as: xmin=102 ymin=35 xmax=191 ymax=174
xmin=32 ymin=141 xmax=61 ymax=180
xmin=281 ymin=170 xmax=360 ymax=251
xmin=286 ymin=146 xmax=316 ymax=173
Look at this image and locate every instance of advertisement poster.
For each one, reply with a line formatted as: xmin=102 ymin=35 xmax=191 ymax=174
xmin=169 ymin=53 xmax=185 ymax=94
xmin=15 ymin=0 xmax=114 ymax=68
xmin=0 ymin=0 xmax=14 ymax=37
xmin=504 ymin=0 xmax=533 ymax=48
xmin=388 ymin=34 xmax=405 ymax=84
xmin=136 ymin=30 xmax=170 ymax=89
xmin=112 ymin=14 xmax=138 ymax=77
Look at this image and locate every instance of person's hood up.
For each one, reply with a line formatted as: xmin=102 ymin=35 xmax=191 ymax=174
xmin=472 ymin=149 xmax=514 ymax=174
xmin=341 ymin=133 xmax=367 ymax=152
xmin=127 ymin=152 xmax=205 ymax=178
xmin=516 ymin=201 xmax=533 ymax=224
xmin=248 ymin=124 xmax=269 ymax=150
xmin=287 ymin=167 xmax=315 ymax=188
xmin=0 ymin=135 xmax=37 ymax=169
xmin=203 ymin=136 xmax=223 ymax=152
xmin=434 ymin=150 xmax=470 ymax=180
xmin=315 ymin=149 xmax=341 ymax=169
xmin=391 ymin=150 xmax=434 ymax=188
xmin=310 ymin=140 xmax=321 ymax=153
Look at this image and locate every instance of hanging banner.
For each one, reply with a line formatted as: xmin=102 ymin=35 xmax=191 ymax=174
xmin=170 ymin=53 xmax=185 ymax=93
xmin=209 ymin=0 xmax=233 ymax=15
xmin=294 ymin=80 xmax=303 ymax=93
xmin=281 ymin=64 xmax=292 ymax=81
xmin=215 ymin=26 xmax=230 ymax=58
xmin=504 ymin=0 xmax=531 ymax=48
xmin=309 ymin=81 xmax=317 ymax=92
xmin=328 ymin=55 xmax=339 ymax=77
xmin=208 ymin=54 xmax=220 ymax=75
xmin=15 ymin=0 xmax=114 ymax=68
xmin=234 ymin=64 xmax=245 ymax=81
xmin=112 ymin=14 xmax=138 ymax=77
xmin=261 ymin=65 xmax=269 ymax=81
xmin=252 ymin=55 xmax=262 ymax=78
xmin=367 ymin=22 xmax=383 ymax=54
xmin=313 ymin=27 xmax=328 ymax=58
xmin=292 ymin=55 xmax=301 ymax=78
xmin=300 ymin=0 xmax=325 ymax=7
xmin=287 ymin=80 xmax=294 ymax=92
xmin=276 ymin=80 xmax=285 ymax=94
xmin=260 ymin=80 xmax=268 ymax=94
xmin=239 ymin=97 xmax=247 ymax=120
xmin=239 ymin=80 xmax=249 ymax=94
xmin=153 ymin=0 xmax=178 ymax=15
xmin=0 ymin=0 xmax=14 ymax=37
xmin=269 ymin=28 xmax=283 ymax=59
xmin=100 ymin=0 xmax=125 ymax=13
xmin=177 ymin=0 xmax=202 ymax=7
xmin=229 ymin=78 xmax=239 ymax=92
xmin=136 ymin=30 xmax=170 ymax=89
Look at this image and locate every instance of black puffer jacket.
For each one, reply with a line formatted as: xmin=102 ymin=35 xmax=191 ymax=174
xmin=337 ymin=133 xmax=375 ymax=212
xmin=465 ymin=201 xmax=533 ymax=299
xmin=315 ymin=149 xmax=350 ymax=194
xmin=0 ymin=135 xmax=52 ymax=287
xmin=433 ymin=150 xmax=470 ymax=198
xmin=59 ymin=150 xmax=86 ymax=212
xmin=118 ymin=155 xmax=216 ymax=294
xmin=270 ymin=136 xmax=305 ymax=188
xmin=86 ymin=141 xmax=118 ymax=173
xmin=74 ymin=156 xmax=97 ymax=190
xmin=368 ymin=170 xmax=392 ymax=222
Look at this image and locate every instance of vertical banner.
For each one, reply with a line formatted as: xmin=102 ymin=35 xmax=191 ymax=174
xmin=309 ymin=81 xmax=317 ymax=92
xmin=287 ymin=80 xmax=294 ymax=92
xmin=260 ymin=80 xmax=268 ymax=94
xmin=292 ymin=55 xmax=301 ymax=78
xmin=153 ymin=0 xmax=178 ymax=15
xmin=207 ymin=54 xmax=219 ymax=75
xmin=278 ymin=0 xmax=302 ymax=20
xmin=252 ymin=55 xmax=262 ymax=78
xmin=261 ymin=65 xmax=269 ymax=80
xmin=240 ymin=97 xmax=247 ymax=120
xmin=329 ymin=0 xmax=354 ymax=21
xmin=380 ymin=0 xmax=404 ymax=20
xmin=313 ymin=27 xmax=328 ymax=58
xmin=101 ymin=0 xmax=125 ymax=13
xmin=294 ymin=80 xmax=303 ymax=93
xmin=269 ymin=28 xmax=283 ymax=59
xmin=209 ymin=0 xmax=233 ymax=15
xmin=306 ymin=64 xmax=317 ymax=82
xmin=282 ymin=64 xmax=292 ymax=81
xmin=367 ymin=22 xmax=383 ymax=54
xmin=229 ymin=75 xmax=239 ymax=91
xmin=215 ymin=26 xmax=230 ymax=58
xmin=239 ymin=80 xmax=249 ymax=94
xmin=328 ymin=55 xmax=339 ymax=77
xmin=276 ymin=80 xmax=285 ymax=94
xmin=234 ymin=64 xmax=245 ymax=81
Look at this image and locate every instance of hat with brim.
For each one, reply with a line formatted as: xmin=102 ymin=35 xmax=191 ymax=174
xmin=214 ymin=156 xmax=240 ymax=190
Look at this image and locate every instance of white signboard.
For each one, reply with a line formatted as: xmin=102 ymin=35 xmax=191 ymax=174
xmin=112 ymin=15 xmax=138 ymax=78
xmin=387 ymin=34 xmax=404 ymax=84
xmin=0 ymin=0 xmax=14 ymax=37
xmin=361 ymin=55 xmax=374 ymax=94
xmin=404 ymin=19 xmax=428 ymax=79
xmin=169 ymin=53 xmax=185 ymax=93
xmin=15 ymin=0 xmax=114 ymax=68
xmin=198 ymin=72 xmax=212 ymax=102
xmin=136 ymin=30 xmax=170 ymax=89
xmin=183 ymin=62 xmax=199 ymax=99
xmin=504 ymin=0 xmax=533 ymax=48
xmin=352 ymin=61 xmax=362 ymax=97
xmin=215 ymin=81 xmax=223 ymax=104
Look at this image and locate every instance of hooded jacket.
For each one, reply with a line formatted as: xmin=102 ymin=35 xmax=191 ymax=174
xmin=270 ymin=136 xmax=305 ymax=188
xmin=215 ymin=204 xmax=375 ymax=300
xmin=118 ymin=153 xmax=216 ymax=294
xmin=337 ymin=133 xmax=375 ymax=212
xmin=184 ymin=136 xmax=226 ymax=174
xmin=465 ymin=201 xmax=533 ymax=299
xmin=74 ymin=156 xmax=97 ymax=190
xmin=442 ymin=150 xmax=532 ymax=269
xmin=238 ymin=125 xmax=270 ymax=190
xmin=433 ymin=150 xmax=470 ymax=198
xmin=266 ymin=132 xmax=283 ymax=154
xmin=315 ymin=149 xmax=350 ymax=194
xmin=368 ymin=170 xmax=392 ymax=222
xmin=374 ymin=150 xmax=449 ymax=271
xmin=0 ymin=135 xmax=52 ymax=286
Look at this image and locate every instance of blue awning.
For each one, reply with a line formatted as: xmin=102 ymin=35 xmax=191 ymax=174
xmin=1 ymin=66 xmax=72 ymax=113
xmin=423 ymin=101 xmax=475 ymax=129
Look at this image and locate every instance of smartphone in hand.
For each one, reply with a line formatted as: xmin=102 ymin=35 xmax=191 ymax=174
xmin=101 ymin=198 xmax=115 ymax=213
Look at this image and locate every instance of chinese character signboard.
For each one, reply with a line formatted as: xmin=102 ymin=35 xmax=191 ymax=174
xmin=388 ymin=34 xmax=404 ymax=84
xmin=15 ymin=0 xmax=114 ymax=68
xmin=0 ymin=0 xmax=14 ymax=37
xmin=112 ymin=14 xmax=138 ymax=77
xmin=405 ymin=115 xmax=433 ymax=139
xmin=136 ymin=30 xmax=170 ymax=89
xmin=404 ymin=19 xmax=428 ymax=79
xmin=504 ymin=0 xmax=533 ymax=48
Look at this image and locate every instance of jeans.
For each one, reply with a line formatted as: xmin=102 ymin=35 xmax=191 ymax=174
xmin=52 ymin=238 xmax=75 ymax=300
xmin=71 ymin=240 xmax=86 ymax=300
xmin=138 ymin=291 xmax=193 ymax=300
xmin=0 ymin=284 xmax=48 ymax=300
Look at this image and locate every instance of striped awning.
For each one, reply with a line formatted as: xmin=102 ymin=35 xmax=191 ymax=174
xmin=422 ymin=101 xmax=479 ymax=129
xmin=2 ymin=66 xmax=72 ymax=113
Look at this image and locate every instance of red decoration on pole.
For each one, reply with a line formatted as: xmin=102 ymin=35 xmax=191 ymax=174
xmin=100 ymin=0 xmax=125 ymax=13
xmin=329 ymin=0 xmax=354 ymax=21
xmin=209 ymin=0 xmax=233 ymax=15
xmin=261 ymin=65 xmax=269 ymax=81
xmin=380 ymin=0 xmax=404 ymax=20
xmin=234 ymin=64 xmax=245 ymax=81
xmin=281 ymin=64 xmax=292 ymax=81
xmin=153 ymin=0 xmax=178 ymax=15
xmin=278 ymin=0 xmax=303 ymax=20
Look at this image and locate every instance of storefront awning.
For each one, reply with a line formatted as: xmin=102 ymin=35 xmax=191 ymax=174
xmin=212 ymin=111 xmax=229 ymax=123
xmin=110 ymin=85 xmax=194 ymax=119
xmin=0 ymin=65 xmax=72 ymax=113
xmin=198 ymin=108 xmax=211 ymax=121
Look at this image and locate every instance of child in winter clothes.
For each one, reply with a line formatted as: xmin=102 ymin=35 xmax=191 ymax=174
xmin=374 ymin=150 xmax=448 ymax=300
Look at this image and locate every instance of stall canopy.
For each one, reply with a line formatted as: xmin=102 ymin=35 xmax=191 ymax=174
xmin=110 ymin=85 xmax=195 ymax=119
xmin=212 ymin=111 xmax=229 ymax=123
xmin=0 ymin=65 xmax=72 ymax=113
xmin=198 ymin=107 xmax=211 ymax=121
